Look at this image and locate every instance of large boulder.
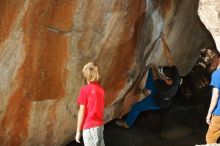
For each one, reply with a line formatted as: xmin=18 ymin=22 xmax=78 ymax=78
xmin=198 ymin=0 xmax=220 ymax=52
xmin=0 ymin=0 xmax=215 ymax=145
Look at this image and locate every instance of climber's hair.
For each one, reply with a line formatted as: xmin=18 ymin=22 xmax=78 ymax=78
xmin=82 ymin=62 xmax=101 ymax=82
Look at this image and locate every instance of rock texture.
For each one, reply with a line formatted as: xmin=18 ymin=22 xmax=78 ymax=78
xmin=0 ymin=0 xmax=215 ymax=146
xmin=198 ymin=0 xmax=220 ymax=52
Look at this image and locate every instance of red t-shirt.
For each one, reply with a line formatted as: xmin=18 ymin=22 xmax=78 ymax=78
xmin=77 ymin=82 xmax=105 ymax=130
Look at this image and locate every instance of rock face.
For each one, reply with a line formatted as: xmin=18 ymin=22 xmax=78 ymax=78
xmin=0 ymin=0 xmax=215 ymax=146
xmin=198 ymin=0 xmax=220 ymax=52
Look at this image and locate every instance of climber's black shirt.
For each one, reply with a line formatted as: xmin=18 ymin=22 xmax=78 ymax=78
xmin=154 ymin=66 xmax=180 ymax=108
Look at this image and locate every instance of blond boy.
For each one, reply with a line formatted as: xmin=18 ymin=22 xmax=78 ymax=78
xmin=75 ymin=62 xmax=105 ymax=146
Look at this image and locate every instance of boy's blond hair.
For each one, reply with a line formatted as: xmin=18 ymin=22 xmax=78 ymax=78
xmin=82 ymin=62 xmax=101 ymax=82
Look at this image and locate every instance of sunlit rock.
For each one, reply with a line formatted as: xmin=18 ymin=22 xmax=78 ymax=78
xmin=198 ymin=0 xmax=220 ymax=52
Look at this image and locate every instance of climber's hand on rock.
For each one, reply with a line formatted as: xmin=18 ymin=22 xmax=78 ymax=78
xmin=150 ymin=63 xmax=156 ymax=68
xmin=142 ymin=88 xmax=151 ymax=96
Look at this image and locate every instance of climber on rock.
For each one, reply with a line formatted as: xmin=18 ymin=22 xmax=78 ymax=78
xmin=116 ymin=33 xmax=181 ymax=128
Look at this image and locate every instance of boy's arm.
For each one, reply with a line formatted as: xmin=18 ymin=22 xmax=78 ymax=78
xmin=161 ymin=33 xmax=175 ymax=66
xmin=75 ymin=104 xmax=85 ymax=143
xmin=206 ymin=88 xmax=219 ymax=124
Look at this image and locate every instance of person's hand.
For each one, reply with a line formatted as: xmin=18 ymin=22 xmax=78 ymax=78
xmin=150 ymin=63 xmax=156 ymax=68
xmin=75 ymin=131 xmax=81 ymax=143
xmin=142 ymin=88 xmax=151 ymax=96
xmin=206 ymin=113 xmax=212 ymax=124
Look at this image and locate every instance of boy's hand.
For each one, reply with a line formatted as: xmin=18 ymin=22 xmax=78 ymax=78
xmin=206 ymin=113 xmax=212 ymax=125
xmin=75 ymin=131 xmax=81 ymax=143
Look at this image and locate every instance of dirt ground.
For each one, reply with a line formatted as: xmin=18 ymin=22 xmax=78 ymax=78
xmin=67 ymin=110 xmax=208 ymax=146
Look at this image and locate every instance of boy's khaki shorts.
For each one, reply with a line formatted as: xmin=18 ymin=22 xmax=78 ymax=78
xmin=83 ymin=126 xmax=105 ymax=146
xmin=206 ymin=115 xmax=220 ymax=144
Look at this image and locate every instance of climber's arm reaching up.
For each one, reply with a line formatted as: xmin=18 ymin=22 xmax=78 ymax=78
xmin=161 ymin=33 xmax=175 ymax=66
